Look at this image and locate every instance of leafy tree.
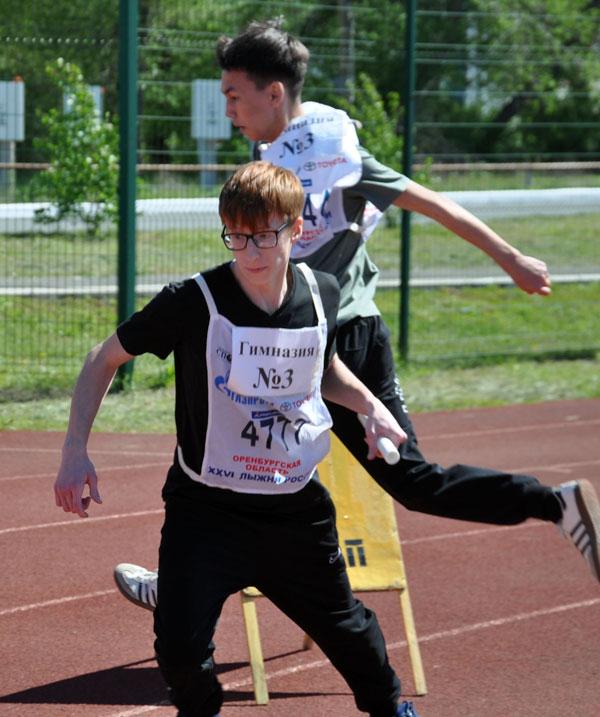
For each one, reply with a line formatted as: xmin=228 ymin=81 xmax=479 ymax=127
xmin=470 ymin=0 xmax=600 ymax=157
xmin=33 ymin=59 xmax=119 ymax=235
xmin=338 ymin=72 xmax=404 ymax=168
xmin=0 ymin=0 xmax=119 ymax=164
xmin=338 ymin=72 xmax=430 ymax=185
xmin=3 ymin=0 xmax=600 ymax=169
xmin=414 ymin=0 xmax=600 ymax=158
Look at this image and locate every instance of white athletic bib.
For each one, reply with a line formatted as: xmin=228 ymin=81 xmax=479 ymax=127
xmin=261 ymin=102 xmax=362 ymax=193
xmin=259 ymin=102 xmax=383 ymax=258
xmin=228 ymin=325 xmax=322 ymax=397
xmin=177 ymin=264 xmax=332 ymax=494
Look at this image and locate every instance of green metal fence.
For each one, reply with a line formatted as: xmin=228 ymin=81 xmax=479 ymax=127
xmin=1 ymin=0 xmax=599 ymax=401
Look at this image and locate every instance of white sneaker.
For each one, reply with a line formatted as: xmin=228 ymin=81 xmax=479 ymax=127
xmin=555 ymin=479 xmax=600 ymax=583
xmin=113 ymin=563 xmax=159 ymax=611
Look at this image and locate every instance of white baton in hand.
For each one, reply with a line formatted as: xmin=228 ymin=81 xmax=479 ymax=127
xmin=357 ymin=414 xmax=401 ymax=465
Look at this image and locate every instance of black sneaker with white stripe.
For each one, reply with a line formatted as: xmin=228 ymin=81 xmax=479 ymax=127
xmin=555 ymin=479 xmax=600 ymax=583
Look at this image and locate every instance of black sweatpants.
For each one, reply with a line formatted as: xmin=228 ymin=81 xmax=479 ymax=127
xmin=328 ymin=316 xmax=561 ymax=525
xmin=154 ymin=474 xmax=402 ymax=717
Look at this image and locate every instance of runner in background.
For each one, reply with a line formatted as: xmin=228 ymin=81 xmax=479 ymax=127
xmin=114 ymin=19 xmax=600 ymax=610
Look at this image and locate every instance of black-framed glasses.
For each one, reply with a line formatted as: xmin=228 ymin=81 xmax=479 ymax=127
xmin=221 ymin=221 xmax=291 ymax=251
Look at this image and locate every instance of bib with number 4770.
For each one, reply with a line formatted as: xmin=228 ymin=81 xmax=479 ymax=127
xmin=176 ymin=264 xmax=332 ymax=494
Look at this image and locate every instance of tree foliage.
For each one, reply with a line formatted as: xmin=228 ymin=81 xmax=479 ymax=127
xmin=1 ymin=0 xmax=599 ymax=172
xmin=338 ymin=73 xmax=404 ymax=168
xmin=0 ymin=0 xmax=119 ymax=164
xmin=415 ymin=0 xmax=600 ymax=157
xmin=33 ymin=59 xmax=119 ymax=235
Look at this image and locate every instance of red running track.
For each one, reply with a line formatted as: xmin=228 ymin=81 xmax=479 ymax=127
xmin=1 ymin=399 xmax=599 ymax=716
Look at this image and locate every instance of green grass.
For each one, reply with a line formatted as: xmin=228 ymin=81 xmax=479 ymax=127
xmin=1 ymin=282 xmax=598 ymax=432
xmin=1 ymin=228 xmax=230 ymax=279
xmin=378 ymin=282 xmax=600 ymax=363
xmin=369 ymin=212 xmax=600 ymax=275
xmin=424 ymin=170 xmax=600 ymax=192
xmin=2 ymin=355 xmax=598 ymax=433
xmin=2 ymin=199 xmax=599 ymax=428
xmin=0 ymin=384 xmax=176 ymax=433
xmin=2 ymin=281 xmax=598 ymax=401
xmin=5 ymin=211 xmax=599 ymax=280
xmin=0 ymin=294 xmax=171 ymax=400
xmin=399 ymin=357 xmax=600 ymax=413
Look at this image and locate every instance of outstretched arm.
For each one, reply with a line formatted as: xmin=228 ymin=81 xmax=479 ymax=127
xmin=394 ymin=179 xmax=551 ymax=295
xmin=321 ymin=353 xmax=407 ymax=460
xmin=54 ymin=332 xmax=134 ymax=518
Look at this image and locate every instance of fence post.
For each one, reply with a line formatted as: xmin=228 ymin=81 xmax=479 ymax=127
xmin=400 ymin=0 xmax=417 ymax=363
xmin=116 ymin=0 xmax=138 ymax=388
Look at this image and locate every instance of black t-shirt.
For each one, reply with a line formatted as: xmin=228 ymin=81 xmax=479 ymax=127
xmin=117 ymin=262 xmax=340 ymax=498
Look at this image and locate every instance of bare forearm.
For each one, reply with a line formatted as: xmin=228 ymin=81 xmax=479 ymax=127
xmin=321 ymin=354 xmax=407 ymax=459
xmin=63 ymin=346 xmax=118 ymax=451
xmin=321 ymin=354 xmax=379 ymax=416
xmin=55 ymin=333 xmax=133 ymax=517
xmin=394 ymin=180 xmax=551 ymax=295
xmin=63 ymin=333 xmax=133 ymax=453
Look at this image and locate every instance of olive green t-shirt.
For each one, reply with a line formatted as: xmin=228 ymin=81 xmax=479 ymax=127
xmin=257 ymin=142 xmax=409 ymax=325
xmin=296 ymin=146 xmax=408 ymax=325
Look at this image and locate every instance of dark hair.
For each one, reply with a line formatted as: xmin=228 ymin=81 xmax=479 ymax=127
xmin=219 ymin=161 xmax=304 ymax=228
xmin=216 ymin=18 xmax=309 ymax=101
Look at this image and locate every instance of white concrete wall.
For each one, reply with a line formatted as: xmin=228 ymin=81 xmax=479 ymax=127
xmin=2 ymin=187 xmax=599 ymax=234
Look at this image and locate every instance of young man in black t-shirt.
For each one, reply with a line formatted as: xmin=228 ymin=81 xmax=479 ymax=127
xmin=54 ymin=161 xmax=421 ymax=717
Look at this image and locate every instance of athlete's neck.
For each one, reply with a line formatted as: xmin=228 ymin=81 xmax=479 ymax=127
xmin=230 ymin=263 xmax=294 ymax=316
xmin=266 ymin=100 xmax=304 ymax=142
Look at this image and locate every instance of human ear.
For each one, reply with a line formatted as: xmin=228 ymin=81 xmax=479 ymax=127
xmin=290 ymin=217 xmax=303 ymax=242
xmin=268 ymin=81 xmax=285 ymax=105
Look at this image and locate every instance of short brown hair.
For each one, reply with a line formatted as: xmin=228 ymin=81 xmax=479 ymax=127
xmin=219 ymin=161 xmax=304 ymax=229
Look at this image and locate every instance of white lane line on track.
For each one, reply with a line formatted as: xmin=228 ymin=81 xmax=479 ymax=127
xmin=511 ymin=458 xmax=600 ymax=475
xmin=2 ymin=457 xmax=598 ymax=483
xmin=2 ymin=462 xmax=171 ymax=482
xmin=401 ymin=521 xmax=544 ymax=545
xmin=105 ymin=596 xmax=600 ymax=717
xmin=107 ymin=704 xmax=171 ymax=716
xmin=0 ymin=508 xmax=163 ymax=535
xmin=418 ymin=417 xmax=600 ymax=442
xmin=1 ymin=416 xmax=599 ymax=459
xmin=3 ymin=428 xmax=598 ymax=482
xmin=0 ymin=462 xmax=170 ymax=482
xmin=0 ymin=511 xmax=540 ymax=540
xmin=0 ymin=589 xmax=116 ymax=616
xmin=0 ymin=446 xmax=172 ymax=457
xmin=390 ymin=597 xmax=600 ymax=649
xmin=0 ymin=523 xmax=548 ymax=614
